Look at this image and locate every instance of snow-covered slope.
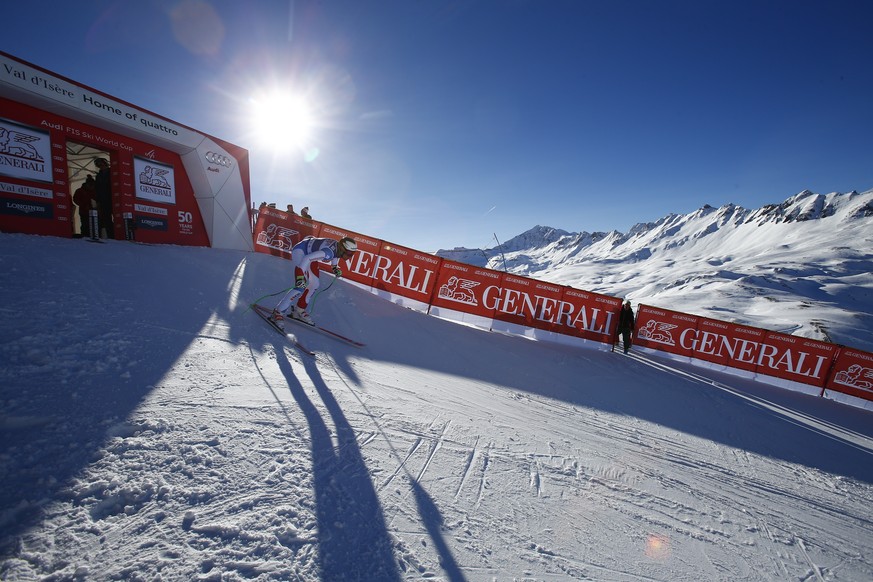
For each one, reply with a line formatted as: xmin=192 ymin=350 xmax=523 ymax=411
xmin=438 ymin=189 xmax=873 ymax=352
xmin=2 ymin=233 xmax=873 ymax=581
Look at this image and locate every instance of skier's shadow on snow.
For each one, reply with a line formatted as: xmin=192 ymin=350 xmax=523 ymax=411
xmin=273 ymin=344 xmax=402 ymax=581
xmin=409 ymin=479 xmax=466 ymax=582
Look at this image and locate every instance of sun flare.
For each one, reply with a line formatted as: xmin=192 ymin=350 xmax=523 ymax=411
xmin=250 ymin=91 xmax=315 ymax=151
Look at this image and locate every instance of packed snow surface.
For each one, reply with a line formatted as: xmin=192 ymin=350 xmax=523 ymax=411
xmin=2 ymin=233 xmax=873 ymax=581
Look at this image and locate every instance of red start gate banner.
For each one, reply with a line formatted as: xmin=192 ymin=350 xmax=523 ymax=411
xmin=827 ymin=348 xmax=873 ymax=400
xmin=1 ymin=96 xmax=211 ymax=245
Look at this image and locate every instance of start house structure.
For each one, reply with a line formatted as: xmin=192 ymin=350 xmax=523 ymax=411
xmin=0 ymin=51 xmax=253 ymax=251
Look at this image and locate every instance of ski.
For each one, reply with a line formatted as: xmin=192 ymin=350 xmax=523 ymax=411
xmin=279 ymin=309 xmax=366 ymax=348
xmin=253 ymin=303 xmax=365 ymax=348
xmin=251 ymin=304 xmax=316 ymax=356
xmin=300 ymin=320 xmax=366 ymax=348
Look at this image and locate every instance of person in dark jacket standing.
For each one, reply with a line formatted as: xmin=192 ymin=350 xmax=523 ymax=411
xmin=94 ymin=158 xmax=113 ymax=239
xmin=72 ymin=175 xmax=96 ymax=238
xmin=617 ymin=300 xmax=635 ymax=354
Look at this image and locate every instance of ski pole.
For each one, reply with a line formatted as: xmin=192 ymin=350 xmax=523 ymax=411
xmin=244 ymin=287 xmax=293 ymax=313
xmin=308 ymin=270 xmax=340 ymax=315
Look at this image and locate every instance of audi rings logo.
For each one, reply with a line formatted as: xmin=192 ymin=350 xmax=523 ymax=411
xmin=205 ymin=151 xmax=233 ymax=168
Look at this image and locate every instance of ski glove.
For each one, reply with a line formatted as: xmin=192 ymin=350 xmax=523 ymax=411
xmin=332 ymin=266 xmax=342 ymax=277
xmin=295 ymin=275 xmax=306 ymax=288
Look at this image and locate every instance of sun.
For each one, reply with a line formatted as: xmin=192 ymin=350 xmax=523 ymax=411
xmin=250 ymin=91 xmax=315 ymax=151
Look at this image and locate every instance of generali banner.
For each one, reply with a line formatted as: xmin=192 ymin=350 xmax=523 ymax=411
xmin=430 ymin=259 xmax=502 ymax=326
xmin=317 ymin=222 xmax=381 ymax=289
xmin=557 ymin=288 xmax=622 ymax=342
xmin=0 ymin=117 xmax=52 ymax=183
xmin=635 ymin=304 xmax=842 ymax=389
xmin=635 ymin=305 xmax=699 ymax=358
xmin=827 ymin=348 xmax=873 ymax=401
xmin=759 ymin=331 xmax=837 ymax=388
xmin=491 ymin=275 xmax=565 ymax=336
xmin=253 ymin=207 xmax=315 ymax=259
xmin=368 ymin=241 xmax=441 ymax=311
xmin=251 ymin=218 xmax=873 ymax=403
xmin=694 ymin=318 xmax=767 ymax=373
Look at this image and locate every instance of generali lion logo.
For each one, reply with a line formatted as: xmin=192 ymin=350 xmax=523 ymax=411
xmin=139 ymin=165 xmax=171 ymax=189
xmin=438 ymin=276 xmax=480 ymax=306
xmin=256 ymin=223 xmax=298 ymax=252
xmin=637 ymin=320 xmax=678 ymax=346
xmin=0 ymin=126 xmax=44 ymax=162
xmin=833 ymin=364 xmax=873 ymax=392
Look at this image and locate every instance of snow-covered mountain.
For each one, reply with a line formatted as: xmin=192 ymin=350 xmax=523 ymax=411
xmin=438 ymin=189 xmax=873 ymax=352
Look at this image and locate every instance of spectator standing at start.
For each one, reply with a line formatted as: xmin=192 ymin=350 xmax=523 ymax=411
xmin=94 ymin=158 xmax=113 ymax=239
xmin=617 ymin=300 xmax=635 ymax=354
xmin=72 ymin=175 xmax=96 ymax=237
xmin=271 ymin=236 xmax=358 ymax=326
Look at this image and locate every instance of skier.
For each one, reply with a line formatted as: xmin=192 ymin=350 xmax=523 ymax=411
xmin=270 ymin=235 xmax=358 ymax=327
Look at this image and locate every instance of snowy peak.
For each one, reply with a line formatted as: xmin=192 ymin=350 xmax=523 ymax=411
xmin=440 ymin=190 xmax=872 ymax=260
xmin=437 ymin=225 xmax=575 ymax=268
xmin=743 ymin=189 xmax=871 ymax=224
xmin=436 ymin=189 xmax=873 ymax=351
xmin=500 ymin=225 xmax=570 ymax=252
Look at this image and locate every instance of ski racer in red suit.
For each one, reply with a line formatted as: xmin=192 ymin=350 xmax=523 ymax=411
xmin=271 ymin=236 xmax=358 ymax=327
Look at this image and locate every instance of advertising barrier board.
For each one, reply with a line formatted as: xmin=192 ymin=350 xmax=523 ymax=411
xmin=253 ymin=206 xmax=298 ymax=259
xmin=250 ymin=213 xmax=872 ymax=406
xmin=756 ymin=332 xmax=837 ymax=388
xmin=316 ymin=222 xmax=381 ymax=290
xmin=490 ymin=276 xmax=567 ymax=338
xmin=552 ymin=287 xmax=621 ymax=343
xmin=491 ymin=273 xmax=541 ymax=331
xmin=370 ymin=241 xmax=442 ymax=311
xmin=429 ymin=259 xmax=501 ymax=329
xmin=827 ymin=348 xmax=873 ymax=401
xmin=634 ymin=305 xmax=699 ymax=358
xmin=690 ymin=318 xmax=767 ymax=373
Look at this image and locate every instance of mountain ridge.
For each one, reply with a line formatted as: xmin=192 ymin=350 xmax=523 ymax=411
xmin=436 ymin=189 xmax=873 ymax=351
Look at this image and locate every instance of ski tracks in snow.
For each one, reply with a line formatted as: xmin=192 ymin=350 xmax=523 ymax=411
xmin=326 ymin=353 xmax=873 ymax=581
xmin=377 ymin=418 xmax=451 ymax=493
xmin=218 ymin=332 xmax=873 ymax=581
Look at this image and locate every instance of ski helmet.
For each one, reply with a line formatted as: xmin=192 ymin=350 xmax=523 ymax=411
xmin=339 ymin=237 xmax=358 ymax=253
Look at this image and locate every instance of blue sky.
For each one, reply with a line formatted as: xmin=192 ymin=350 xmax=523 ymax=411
xmin=4 ymin=1 xmax=873 ymax=252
